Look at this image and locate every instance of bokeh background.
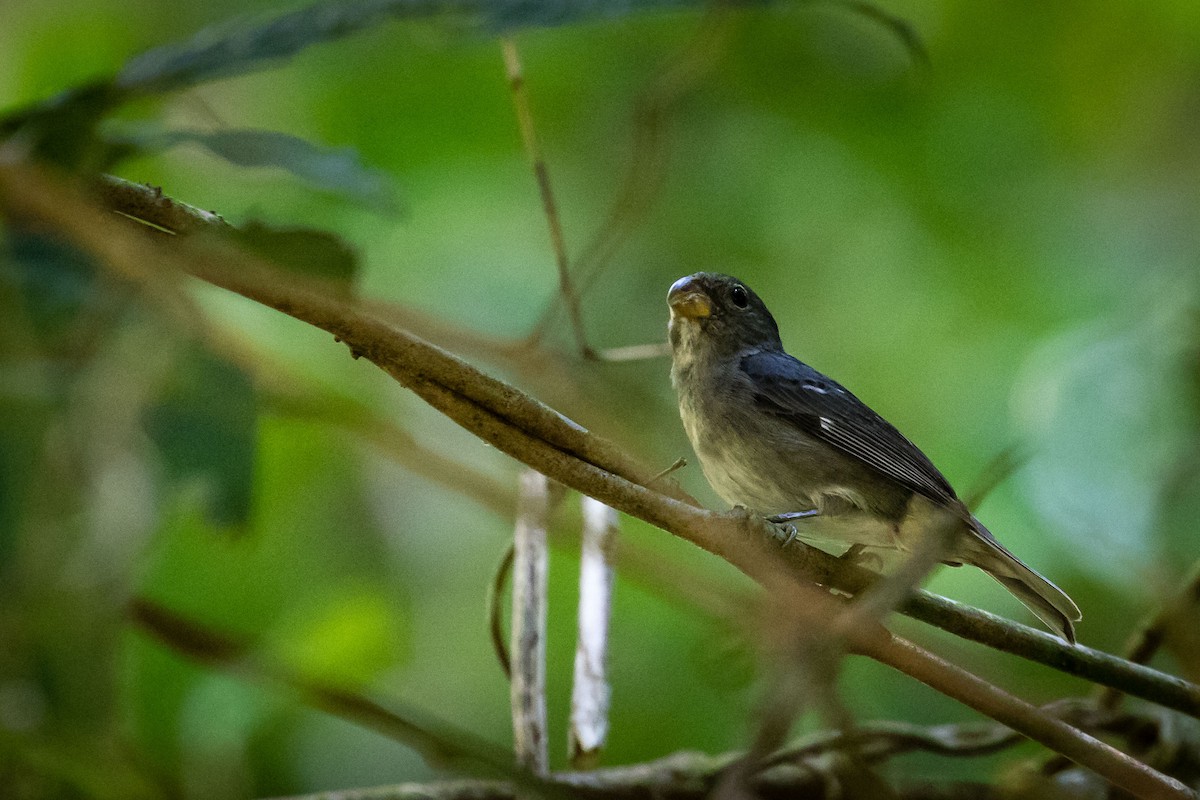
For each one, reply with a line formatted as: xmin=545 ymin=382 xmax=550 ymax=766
xmin=2 ymin=1 xmax=1200 ymax=797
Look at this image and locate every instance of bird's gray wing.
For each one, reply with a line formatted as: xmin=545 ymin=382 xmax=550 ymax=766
xmin=741 ymin=350 xmax=959 ymax=507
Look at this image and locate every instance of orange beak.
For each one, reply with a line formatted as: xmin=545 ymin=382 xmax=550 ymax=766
xmin=667 ymin=275 xmax=712 ymax=319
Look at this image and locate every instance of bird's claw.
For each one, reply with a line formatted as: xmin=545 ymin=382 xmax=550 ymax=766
xmin=765 ymin=509 xmax=818 ymax=548
xmin=773 ymin=523 xmax=799 ymax=548
xmin=768 ymin=509 xmax=820 ymax=524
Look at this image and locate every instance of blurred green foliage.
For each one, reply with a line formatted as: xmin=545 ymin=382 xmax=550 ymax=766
xmin=2 ymin=0 xmax=1200 ymax=797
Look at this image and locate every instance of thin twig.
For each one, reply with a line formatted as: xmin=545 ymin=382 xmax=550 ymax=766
xmin=531 ymin=9 xmax=732 ymax=345
xmin=834 ymin=511 xmax=959 ymax=638
xmin=962 ymin=443 xmax=1026 ymax=511
xmin=569 ymin=497 xmax=617 ymax=769
xmin=723 ymin=511 xmax=964 ymax=798
xmin=263 ymin=709 xmax=1095 ymax=800
xmin=129 ymin=599 xmax=517 ymax=777
xmin=500 ymin=39 xmax=591 ymax=358
xmin=489 ymin=541 xmax=517 ymax=680
xmin=647 ymin=457 xmax=687 ymax=487
xmin=866 ymin=635 xmax=1193 ymax=800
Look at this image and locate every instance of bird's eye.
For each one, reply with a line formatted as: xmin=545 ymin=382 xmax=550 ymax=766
xmin=729 ymin=285 xmax=749 ymax=309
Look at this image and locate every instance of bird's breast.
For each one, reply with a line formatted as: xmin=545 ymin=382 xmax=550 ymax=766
xmin=673 ymin=356 xmax=911 ymax=527
xmin=675 ymin=364 xmax=812 ymax=513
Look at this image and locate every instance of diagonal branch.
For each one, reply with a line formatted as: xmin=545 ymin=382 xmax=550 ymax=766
xmin=500 ymin=39 xmax=591 ymax=358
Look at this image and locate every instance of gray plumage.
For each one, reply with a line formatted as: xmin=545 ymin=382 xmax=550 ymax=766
xmin=667 ymin=272 xmax=1081 ymax=642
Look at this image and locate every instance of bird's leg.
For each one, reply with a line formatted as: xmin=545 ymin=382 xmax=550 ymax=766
xmin=766 ymin=509 xmax=820 ymax=548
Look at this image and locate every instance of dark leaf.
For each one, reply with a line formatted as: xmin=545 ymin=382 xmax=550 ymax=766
xmin=116 ymin=0 xmax=450 ymax=95
xmin=228 ymin=220 xmax=360 ymax=289
xmin=2 ymin=229 xmax=136 ymax=363
xmin=0 ymin=81 xmax=130 ymax=171
xmin=144 ymin=346 xmax=258 ymax=529
xmin=114 ymin=0 xmax=714 ymax=97
xmin=112 ymin=127 xmax=399 ymax=213
xmin=3 ymin=231 xmax=100 ymax=341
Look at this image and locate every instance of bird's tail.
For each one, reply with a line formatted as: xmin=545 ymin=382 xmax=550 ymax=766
xmin=961 ymin=517 xmax=1081 ymax=644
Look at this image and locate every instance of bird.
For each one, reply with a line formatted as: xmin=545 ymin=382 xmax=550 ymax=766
xmin=666 ymin=271 xmax=1081 ymax=642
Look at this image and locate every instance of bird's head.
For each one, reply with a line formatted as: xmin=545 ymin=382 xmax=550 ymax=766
xmin=667 ymin=273 xmax=782 ymax=362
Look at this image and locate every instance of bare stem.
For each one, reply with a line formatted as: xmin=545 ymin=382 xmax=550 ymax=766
xmin=569 ymin=498 xmax=617 ymax=768
xmin=511 ymin=470 xmax=556 ymax=775
xmin=500 ymin=39 xmax=590 ymax=358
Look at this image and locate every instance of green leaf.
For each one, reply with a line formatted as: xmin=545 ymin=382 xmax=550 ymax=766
xmin=228 ymin=220 xmax=361 ymax=289
xmin=3 ymin=230 xmax=100 ymax=342
xmin=0 ymin=81 xmax=131 ymax=171
xmin=113 ymin=0 xmax=712 ymax=97
xmin=115 ymin=0 xmax=439 ymax=95
xmin=112 ymin=127 xmax=399 ymax=213
xmin=144 ymin=346 xmax=258 ymax=529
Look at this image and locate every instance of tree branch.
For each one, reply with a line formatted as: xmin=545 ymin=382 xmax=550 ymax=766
xmin=263 ymin=707 xmax=1194 ymax=800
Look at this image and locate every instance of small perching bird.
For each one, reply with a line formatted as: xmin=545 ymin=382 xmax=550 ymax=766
xmin=667 ymin=272 xmax=1081 ymax=642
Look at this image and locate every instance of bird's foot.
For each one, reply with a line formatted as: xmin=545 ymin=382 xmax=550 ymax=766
xmin=772 ymin=523 xmax=799 ymax=548
xmin=766 ymin=509 xmax=819 ymax=548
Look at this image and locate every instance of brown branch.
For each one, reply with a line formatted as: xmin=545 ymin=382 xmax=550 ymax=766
xmin=129 ymin=599 xmax=517 ymax=777
xmin=2 ymin=163 xmax=1196 ymax=798
xmin=260 ymin=375 xmax=514 ymax=518
xmin=865 ymin=636 xmax=1192 ymax=800
xmin=92 ymin=177 xmax=228 ymax=233
xmin=264 ymin=706 xmax=1194 ymax=800
xmin=500 ymin=39 xmax=591 ymax=358
xmin=899 ymin=587 xmax=1200 ymax=718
